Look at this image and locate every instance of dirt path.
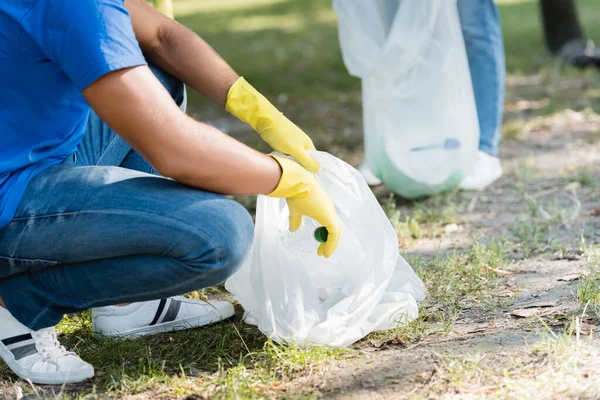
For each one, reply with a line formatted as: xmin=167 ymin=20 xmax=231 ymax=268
xmin=293 ymin=76 xmax=600 ymax=399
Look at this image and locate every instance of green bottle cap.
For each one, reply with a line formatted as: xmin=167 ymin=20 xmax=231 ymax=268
xmin=314 ymin=227 xmax=329 ymax=243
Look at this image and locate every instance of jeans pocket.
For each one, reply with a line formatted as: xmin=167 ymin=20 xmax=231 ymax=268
xmin=0 ymin=255 xmax=60 ymax=278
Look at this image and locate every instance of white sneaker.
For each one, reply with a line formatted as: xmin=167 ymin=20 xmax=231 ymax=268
xmin=458 ymin=150 xmax=503 ymax=191
xmin=357 ymin=162 xmax=383 ymax=186
xmin=92 ymin=296 xmax=235 ymax=338
xmin=0 ymin=307 xmax=94 ymax=385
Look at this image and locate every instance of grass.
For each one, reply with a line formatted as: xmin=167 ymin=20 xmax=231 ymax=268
xmin=509 ymin=219 xmax=555 ymax=257
xmin=367 ymin=241 xmax=509 ymax=345
xmin=415 ymin=241 xmax=507 ymax=307
xmin=1 ymin=315 xmax=349 ymax=399
xmin=576 ymin=243 xmax=600 ymax=316
xmin=384 ymin=192 xmax=460 ymax=241
xmin=568 ymin=166 xmax=599 ymax=189
xmin=508 ymin=171 xmax=586 ymax=257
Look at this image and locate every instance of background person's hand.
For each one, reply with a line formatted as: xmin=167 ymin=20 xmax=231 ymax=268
xmin=226 ymin=77 xmax=319 ymax=173
xmin=268 ymin=156 xmax=340 ymax=258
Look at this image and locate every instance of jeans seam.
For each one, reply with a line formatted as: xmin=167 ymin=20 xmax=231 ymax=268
xmin=27 ymin=301 xmax=53 ymax=330
xmin=95 ymin=135 xmax=121 ymax=166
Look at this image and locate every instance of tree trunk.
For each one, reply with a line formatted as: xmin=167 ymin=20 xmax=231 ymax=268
xmin=154 ymin=0 xmax=174 ymax=19
xmin=539 ymin=0 xmax=585 ymax=54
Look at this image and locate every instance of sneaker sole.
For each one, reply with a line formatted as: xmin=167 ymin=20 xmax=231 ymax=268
xmin=95 ymin=309 xmax=235 ymax=338
xmin=0 ymin=341 xmax=94 ymax=385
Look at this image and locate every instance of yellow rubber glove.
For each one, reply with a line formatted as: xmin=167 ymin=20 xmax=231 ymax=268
xmin=225 ymin=77 xmax=320 ymax=173
xmin=268 ymin=155 xmax=341 ymax=258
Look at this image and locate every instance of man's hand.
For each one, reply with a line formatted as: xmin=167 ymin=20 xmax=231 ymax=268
xmin=225 ymin=78 xmax=320 ymax=173
xmin=268 ymin=156 xmax=340 ymax=258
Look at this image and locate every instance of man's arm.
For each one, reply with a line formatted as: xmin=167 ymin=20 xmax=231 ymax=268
xmin=82 ymin=65 xmax=281 ymax=195
xmin=125 ymin=0 xmax=237 ymax=105
xmin=124 ymin=0 xmax=320 ymax=172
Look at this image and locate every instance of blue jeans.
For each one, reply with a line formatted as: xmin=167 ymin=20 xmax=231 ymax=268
xmin=457 ymin=0 xmax=506 ymax=156
xmin=382 ymin=0 xmax=505 ymax=156
xmin=0 ymin=66 xmax=254 ymax=330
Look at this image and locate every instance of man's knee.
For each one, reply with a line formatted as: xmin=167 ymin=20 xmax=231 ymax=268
xmin=212 ymin=200 xmax=254 ymax=276
xmin=182 ymin=199 xmax=254 ymax=282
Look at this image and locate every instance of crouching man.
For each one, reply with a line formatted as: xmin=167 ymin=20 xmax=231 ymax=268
xmin=0 ymin=0 xmax=340 ymax=384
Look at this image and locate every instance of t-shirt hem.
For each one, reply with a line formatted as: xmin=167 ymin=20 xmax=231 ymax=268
xmin=75 ymin=57 xmax=148 ymax=91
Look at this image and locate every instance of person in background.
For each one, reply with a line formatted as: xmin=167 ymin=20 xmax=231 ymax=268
xmin=539 ymin=0 xmax=600 ymax=69
xmin=358 ymin=0 xmax=505 ymax=191
xmin=0 ymin=0 xmax=340 ymax=385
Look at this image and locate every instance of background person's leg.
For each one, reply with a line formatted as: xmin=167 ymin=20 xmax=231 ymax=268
xmin=0 ymin=164 xmax=253 ymax=330
xmin=457 ymin=0 xmax=505 ymax=157
xmin=76 ymin=64 xmax=186 ymax=173
xmin=457 ymin=0 xmax=505 ymax=190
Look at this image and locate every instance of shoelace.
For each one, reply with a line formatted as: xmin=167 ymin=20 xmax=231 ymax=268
xmin=33 ymin=327 xmax=74 ymax=359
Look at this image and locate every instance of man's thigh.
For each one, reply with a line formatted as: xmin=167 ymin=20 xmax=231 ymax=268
xmin=0 ymin=164 xmax=249 ymax=278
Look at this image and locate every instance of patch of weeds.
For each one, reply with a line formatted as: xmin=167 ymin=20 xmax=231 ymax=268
xmin=573 ymin=241 xmax=600 ymax=317
xmin=210 ymin=364 xmax=271 ymax=400
xmin=577 ymin=272 xmax=600 ymax=303
xmin=209 ymin=342 xmax=348 ymax=399
xmin=502 ymin=119 xmax=525 ymax=141
xmin=366 ymin=242 xmax=509 ymax=346
xmin=411 ymin=194 xmax=458 ymax=227
xmin=509 ymin=219 xmax=554 ymax=258
xmin=483 ymin=296 xmax=516 ymax=313
xmin=260 ymin=341 xmax=349 ymax=379
xmin=415 ymin=241 xmax=507 ymax=307
xmin=384 ymin=193 xmax=459 ymax=241
xmin=577 ymin=274 xmax=600 ymax=317
xmin=580 ymin=232 xmax=600 ymax=259
xmin=568 ymin=166 xmax=598 ymax=188
xmin=510 ymin=187 xmax=581 ymax=258
xmin=512 ymin=159 xmax=537 ymax=193
xmin=368 ymin=307 xmax=458 ymax=346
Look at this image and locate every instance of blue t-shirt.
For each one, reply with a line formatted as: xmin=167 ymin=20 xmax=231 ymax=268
xmin=0 ymin=0 xmax=147 ymax=229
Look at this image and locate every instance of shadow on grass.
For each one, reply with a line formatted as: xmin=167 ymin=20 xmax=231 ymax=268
xmin=0 ymin=310 xmax=267 ymax=396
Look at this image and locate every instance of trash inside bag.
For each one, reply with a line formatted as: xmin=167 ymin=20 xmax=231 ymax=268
xmin=334 ymin=0 xmax=480 ymax=199
xmin=226 ymin=152 xmax=426 ymax=348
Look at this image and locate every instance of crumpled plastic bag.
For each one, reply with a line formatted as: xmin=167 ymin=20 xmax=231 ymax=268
xmin=334 ymin=0 xmax=480 ymax=199
xmin=226 ymin=152 xmax=425 ymax=347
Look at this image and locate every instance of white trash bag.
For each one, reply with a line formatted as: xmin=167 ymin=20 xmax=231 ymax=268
xmin=334 ymin=0 xmax=480 ymax=199
xmin=226 ymin=152 xmax=425 ymax=347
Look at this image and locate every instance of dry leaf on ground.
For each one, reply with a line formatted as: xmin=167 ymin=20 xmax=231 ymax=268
xmin=495 ymin=288 xmax=519 ymax=297
xmin=511 ymin=307 xmax=555 ymax=318
xmin=482 ymin=264 xmax=514 ymax=276
xmin=558 ymin=274 xmax=582 ymax=282
xmin=578 ymin=322 xmax=597 ymax=335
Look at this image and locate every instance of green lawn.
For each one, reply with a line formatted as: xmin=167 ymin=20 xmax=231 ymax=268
xmin=177 ymin=0 xmax=600 ymax=104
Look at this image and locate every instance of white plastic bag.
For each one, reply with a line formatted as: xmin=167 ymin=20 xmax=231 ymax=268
xmin=334 ymin=0 xmax=480 ymax=199
xmin=226 ymin=152 xmax=425 ymax=347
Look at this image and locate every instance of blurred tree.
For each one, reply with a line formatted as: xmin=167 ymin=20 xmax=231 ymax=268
xmin=152 ymin=0 xmax=173 ymax=18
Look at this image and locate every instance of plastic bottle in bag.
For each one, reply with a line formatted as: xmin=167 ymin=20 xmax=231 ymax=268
xmin=335 ymin=0 xmax=480 ymax=199
xmin=226 ymin=152 xmax=425 ymax=347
